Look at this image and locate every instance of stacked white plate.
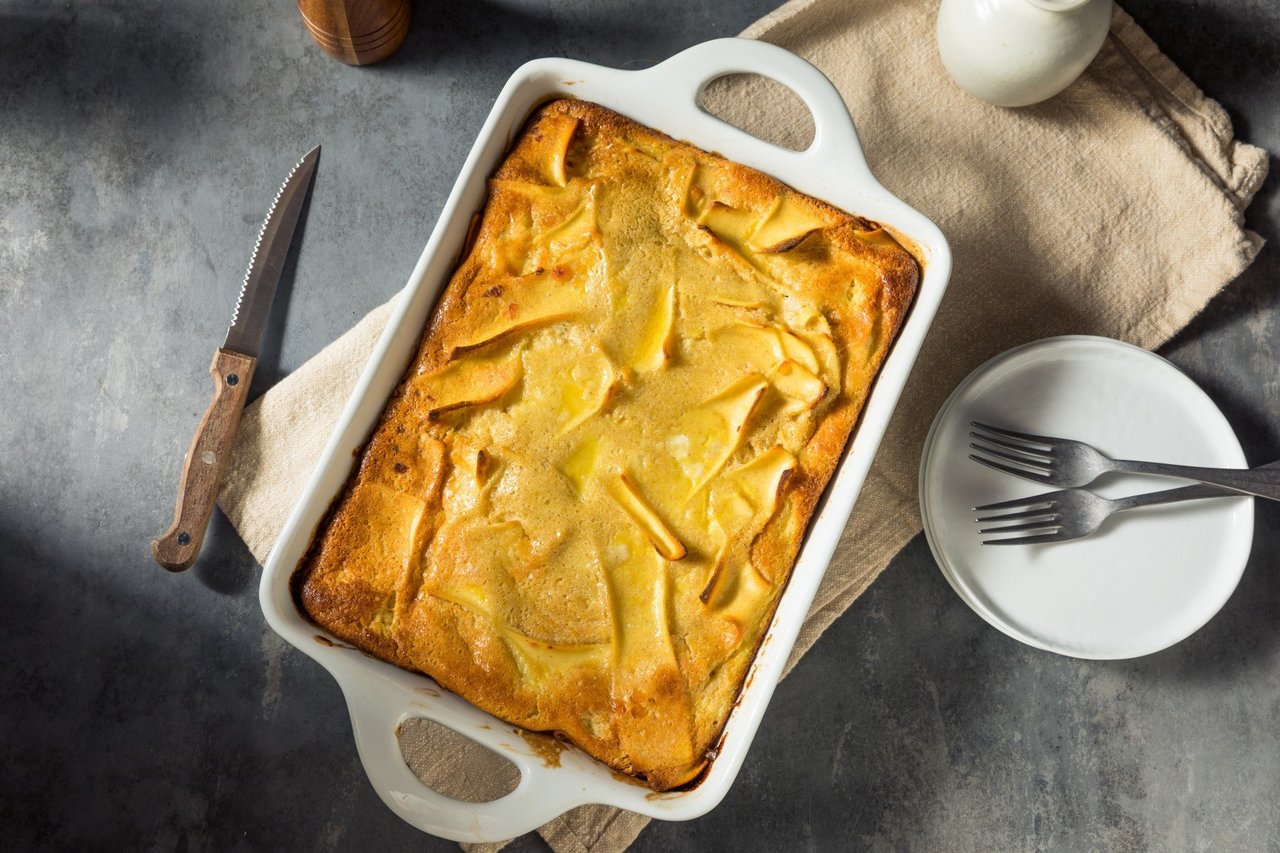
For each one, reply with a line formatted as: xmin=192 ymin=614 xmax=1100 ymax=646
xmin=919 ymin=336 xmax=1253 ymax=659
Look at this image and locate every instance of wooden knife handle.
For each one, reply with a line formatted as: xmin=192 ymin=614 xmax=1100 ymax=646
xmin=151 ymin=348 xmax=257 ymax=571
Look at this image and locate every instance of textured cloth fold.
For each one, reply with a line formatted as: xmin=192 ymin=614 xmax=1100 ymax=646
xmin=219 ymin=2 xmax=1267 ymax=850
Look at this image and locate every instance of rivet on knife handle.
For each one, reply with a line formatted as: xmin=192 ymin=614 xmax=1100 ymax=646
xmin=151 ymin=349 xmax=257 ymax=571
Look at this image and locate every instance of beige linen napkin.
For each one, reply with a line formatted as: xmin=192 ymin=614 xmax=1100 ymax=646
xmin=220 ymin=1 xmax=1268 ymax=850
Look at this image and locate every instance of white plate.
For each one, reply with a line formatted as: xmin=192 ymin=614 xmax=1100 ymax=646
xmin=919 ymin=336 xmax=1253 ymax=660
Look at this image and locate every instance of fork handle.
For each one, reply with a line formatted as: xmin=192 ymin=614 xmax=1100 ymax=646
xmin=1110 ymin=482 xmax=1245 ymax=513
xmin=1114 ymin=460 xmax=1280 ymax=502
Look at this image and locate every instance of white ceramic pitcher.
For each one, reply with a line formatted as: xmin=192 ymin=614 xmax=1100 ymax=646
xmin=936 ymin=0 xmax=1114 ymax=108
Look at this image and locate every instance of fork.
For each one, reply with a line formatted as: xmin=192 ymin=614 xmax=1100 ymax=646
xmin=968 ymin=421 xmax=1280 ymax=501
xmin=973 ymin=472 xmax=1272 ymax=545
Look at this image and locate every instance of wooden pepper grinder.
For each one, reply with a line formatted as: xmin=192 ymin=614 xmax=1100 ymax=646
xmin=297 ymin=0 xmax=411 ymax=66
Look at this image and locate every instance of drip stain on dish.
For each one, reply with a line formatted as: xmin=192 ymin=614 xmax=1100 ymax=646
xmin=609 ymin=766 xmax=652 ymax=788
xmin=313 ymin=634 xmax=357 ymax=650
xmin=516 ymin=728 xmax=570 ymax=768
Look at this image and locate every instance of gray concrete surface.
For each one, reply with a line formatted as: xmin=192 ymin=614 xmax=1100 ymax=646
xmin=2 ymin=1 xmax=1277 ymax=850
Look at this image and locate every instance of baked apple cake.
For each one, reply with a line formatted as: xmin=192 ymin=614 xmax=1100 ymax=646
xmin=294 ymin=99 xmax=919 ymax=790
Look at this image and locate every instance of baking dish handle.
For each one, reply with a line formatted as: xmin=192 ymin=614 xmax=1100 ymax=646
xmin=340 ymin=680 xmax=589 ymax=843
xmin=649 ymin=37 xmax=875 ymax=182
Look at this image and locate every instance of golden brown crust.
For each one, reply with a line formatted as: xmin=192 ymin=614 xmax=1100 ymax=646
xmin=293 ymin=98 xmax=918 ymax=790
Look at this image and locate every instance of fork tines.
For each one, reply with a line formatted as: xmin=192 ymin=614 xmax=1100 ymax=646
xmin=972 ymin=491 xmax=1065 ymax=545
xmin=968 ymin=421 xmax=1056 ymax=485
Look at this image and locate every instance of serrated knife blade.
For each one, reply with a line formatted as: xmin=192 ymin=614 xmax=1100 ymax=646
xmin=225 ymin=145 xmax=321 ymax=357
xmin=152 ymin=146 xmax=320 ymax=572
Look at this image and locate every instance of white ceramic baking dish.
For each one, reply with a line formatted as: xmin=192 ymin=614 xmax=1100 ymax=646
xmin=259 ymin=37 xmax=951 ymax=843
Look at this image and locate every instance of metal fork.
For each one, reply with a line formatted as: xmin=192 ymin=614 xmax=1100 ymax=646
xmin=968 ymin=421 xmax=1280 ymax=501
xmin=973 ymin=476 xmax=1269 ymax=545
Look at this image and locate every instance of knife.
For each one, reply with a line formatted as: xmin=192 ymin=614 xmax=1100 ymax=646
xmin=152 ymin=146 xmax=321 ymax=571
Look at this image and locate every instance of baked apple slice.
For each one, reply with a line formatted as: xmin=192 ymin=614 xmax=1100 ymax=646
xmin=451 ymin=271 xmax=584 ymax=355
xmin=630 ymin=283 xmax=677 ymax=373
xmin=610 ymin=472 xmax=687 ymax=561
xmin=417 ymin=350 xmax=523 ymax=419
xmin=747 ymin=194 xmax=831 ymax=253
xmin=677 ymin=373 xmax=768 ymax=494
